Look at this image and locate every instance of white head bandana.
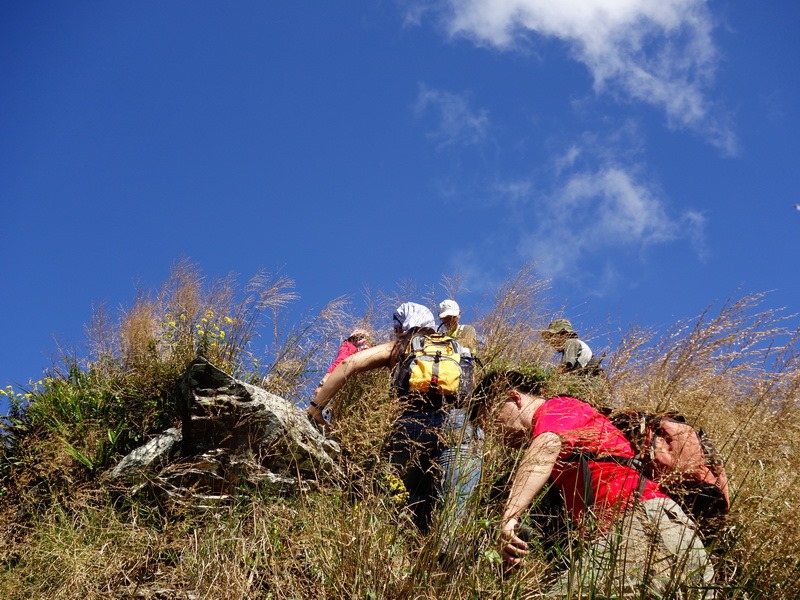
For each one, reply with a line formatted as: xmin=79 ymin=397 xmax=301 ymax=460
xmin=392 ymin=302 xmax=436 ymax=333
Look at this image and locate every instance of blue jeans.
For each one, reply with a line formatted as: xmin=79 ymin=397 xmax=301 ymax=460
xmin=388 ymin=407 xmax=483 ymax=533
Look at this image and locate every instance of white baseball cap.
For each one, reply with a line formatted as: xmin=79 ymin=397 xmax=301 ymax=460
xmin=438 ymin=299 xmax=460 ymax=319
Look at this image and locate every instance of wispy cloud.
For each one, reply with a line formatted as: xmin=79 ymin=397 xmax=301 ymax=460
xmin=519 ymin=164 xmax=691 ymax=278
xmin=682 ymin=209 xmax=709 ymax=262
xmin=414 ymin=84 xmax=490 ymax=149
xmin=555 ymin=145 xmax=582 ymax=174
xmin=446 ymin=160 xmax=707 ymax=297
xmin=414 ymin=0 xmax=736 ymax=153
xmin=492 ymin=179 xmax=535 ymax=205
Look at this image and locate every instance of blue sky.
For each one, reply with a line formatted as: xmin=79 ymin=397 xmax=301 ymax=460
xmin=2 ymin=2 xmax=799 ymax=398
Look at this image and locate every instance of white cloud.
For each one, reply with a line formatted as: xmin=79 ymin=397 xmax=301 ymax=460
xmin=682 ymin=209 xmax=709 ymax=262
xmin=555 ymin=144 xmax=582 ymax=174
xmin=418 ymin=0 xmax=736 ymax=153
xmin=492 ymin=178 xmax=534 ymax=204
xmin=519 ymin=165 xmax=692 ymax=278
xmin=400 ymin=0 xmax=437 ymax=27
xmin=414 ymin=84 xmax=490 ymax=149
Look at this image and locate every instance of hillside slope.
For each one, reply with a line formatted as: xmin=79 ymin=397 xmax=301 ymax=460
xmin=2 ymin=265 xmax=798 ymax=599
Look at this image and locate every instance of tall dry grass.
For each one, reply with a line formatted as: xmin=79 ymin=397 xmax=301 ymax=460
xmin=2 ymin=264 xmax=799 ymax=598
xmin=600 ymin=293 xmax=800 ymax=596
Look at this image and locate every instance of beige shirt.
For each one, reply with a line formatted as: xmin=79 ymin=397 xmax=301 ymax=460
xmin=450 ymin=323 xmax=478 ymax=355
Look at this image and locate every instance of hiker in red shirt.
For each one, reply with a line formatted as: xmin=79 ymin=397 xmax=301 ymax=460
xmin=474 ymin=370 xmax=715 ymax=598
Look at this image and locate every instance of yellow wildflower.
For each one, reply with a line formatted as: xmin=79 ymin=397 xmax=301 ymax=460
xmin=224 ymin=316 xmax=234 ymax=324
xmin=380 ymin=473 xmax=409 ymax=506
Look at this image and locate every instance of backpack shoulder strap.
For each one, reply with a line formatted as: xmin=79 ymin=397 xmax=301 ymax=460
xmin=564 ymin=411 xmax=653 ymax=505
xmin=564 ymin=450 xmax=644 ymax=471
xmin=563 ymin=450 xmax=648 ymax=508
xmin=408 ymin=333 xmax=427 ymax=354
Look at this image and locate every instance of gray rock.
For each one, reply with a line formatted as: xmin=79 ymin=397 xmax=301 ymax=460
xmin=106 ymin=427 xmax=182 ymax=481
xmin=178 ymin=357 xmax=340 ymax=474
xmin=107 ymin=357 xmax=341 ymax=502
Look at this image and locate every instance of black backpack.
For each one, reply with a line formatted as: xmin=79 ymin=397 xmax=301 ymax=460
xmin=576 ymin=352 xmax=606 ymax=376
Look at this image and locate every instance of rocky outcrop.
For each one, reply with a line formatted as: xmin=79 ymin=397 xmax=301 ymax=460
xmin=107 ymin=427 xmax=182 ymax=480
xmin=108 ymin=357 xmax=340 ymax=504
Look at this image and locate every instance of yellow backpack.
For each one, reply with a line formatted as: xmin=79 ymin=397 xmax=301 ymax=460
xmin=393 ymin=333 xmax=467 ymax=397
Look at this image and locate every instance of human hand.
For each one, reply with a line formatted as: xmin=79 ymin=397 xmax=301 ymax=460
xmin=500 ymin=518 xmax=529 ymax=568
xmin=306 ymin=404 xmax=327 ymax=430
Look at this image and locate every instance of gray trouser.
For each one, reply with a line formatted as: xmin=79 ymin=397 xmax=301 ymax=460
xmin=549 ymin=497 xmax=715 ymax=599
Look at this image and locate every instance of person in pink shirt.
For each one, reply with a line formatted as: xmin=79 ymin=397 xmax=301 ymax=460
xmin=321 ymin=329 xmax=373 ymax=383
xmin=474 ymin=370 xmax=715 ymax=598
xmin=311 ymin=328 xmax=373 ymax=418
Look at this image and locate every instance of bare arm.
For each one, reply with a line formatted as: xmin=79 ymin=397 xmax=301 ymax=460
xmin=500 ymin=431 xmax=562 ymax=567
xmin=306 ymin=342 xmax=394 ymax=425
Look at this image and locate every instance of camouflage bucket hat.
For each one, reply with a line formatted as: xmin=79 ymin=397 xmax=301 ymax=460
xmin=543 ymin=319 xmax=576 ymax=336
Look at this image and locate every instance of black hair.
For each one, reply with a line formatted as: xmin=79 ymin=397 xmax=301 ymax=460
xmin=470 ymin=367 xmax=551 ymax=421
xmin=389 ymin=327 xmax=437 ymax=365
